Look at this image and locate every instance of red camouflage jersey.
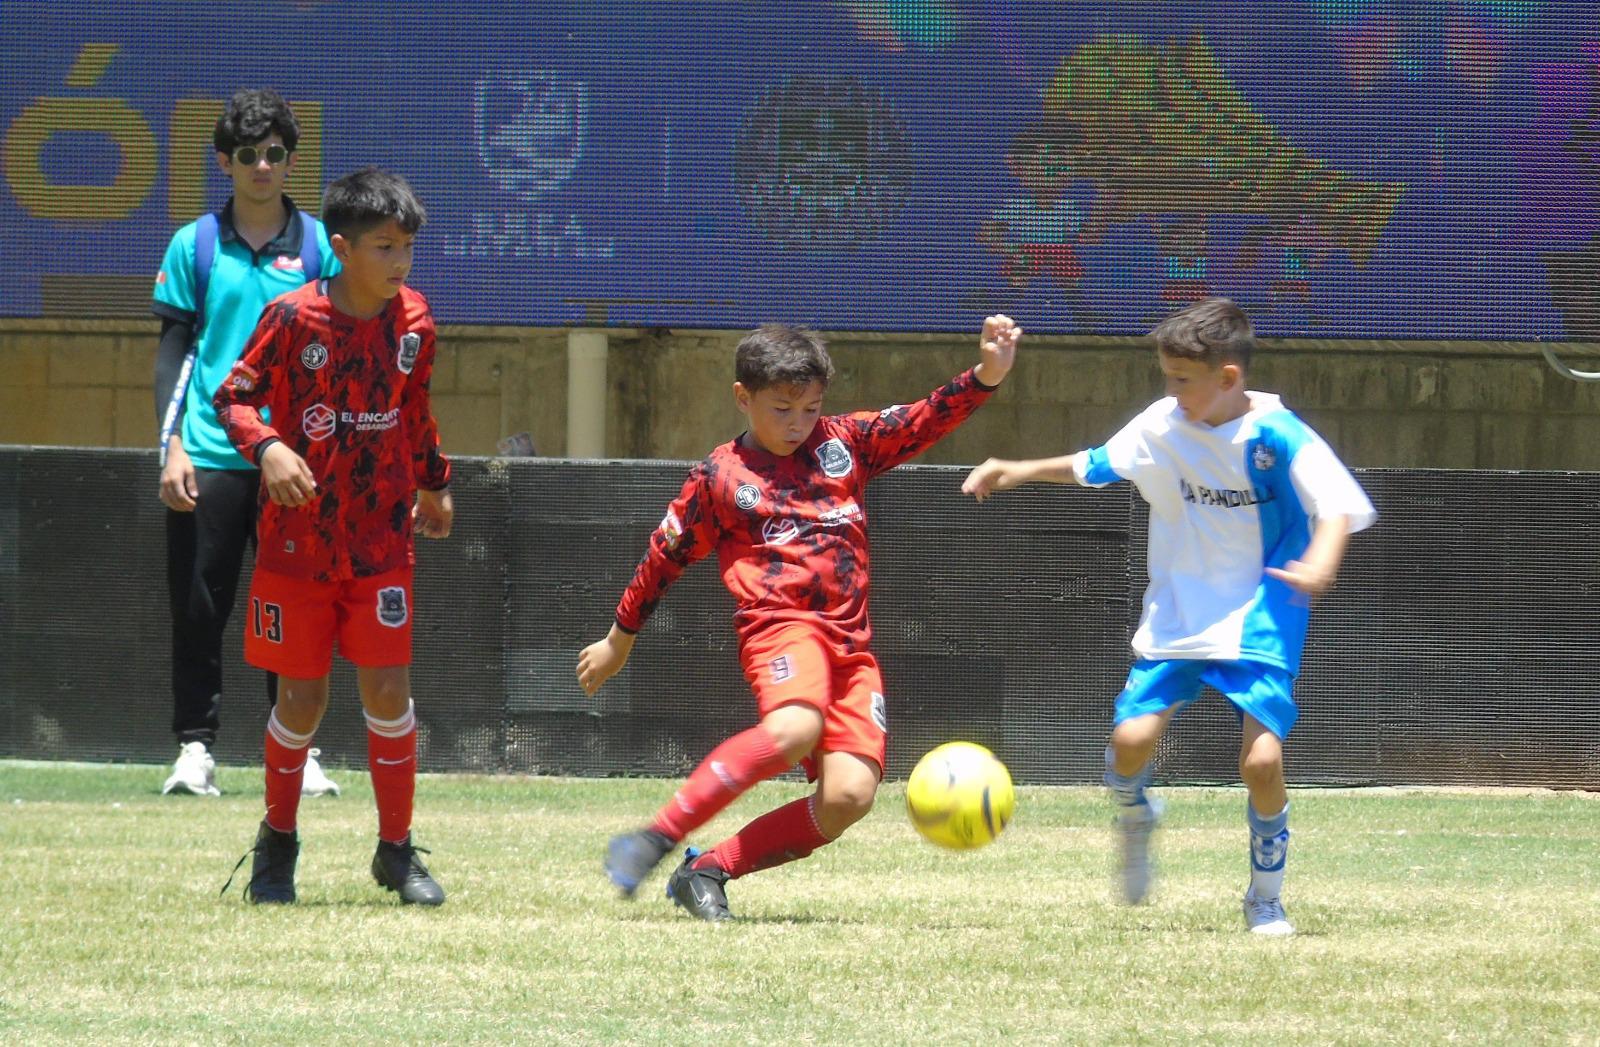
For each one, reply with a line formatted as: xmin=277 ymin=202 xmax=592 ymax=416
xmin=615 ymin=367 xmax=996 ymax=652
xmin=214 ymin=280 xmax=450 ymax=581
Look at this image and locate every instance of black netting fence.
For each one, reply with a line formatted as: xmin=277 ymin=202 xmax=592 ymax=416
xmin=1 ymin=447 xmax=1596 ymax=789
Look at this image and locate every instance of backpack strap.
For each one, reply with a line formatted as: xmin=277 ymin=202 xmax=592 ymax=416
xmin=193 ymin=211 xmax=220 ymax=328
xmin=298 ymin=210 xmax=323 ymax=281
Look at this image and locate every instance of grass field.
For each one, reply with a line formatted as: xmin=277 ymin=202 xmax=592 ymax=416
xmin=2 ymin=761 xmax=1597 ymax=1046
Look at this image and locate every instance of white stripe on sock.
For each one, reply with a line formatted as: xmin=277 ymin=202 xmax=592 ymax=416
xmin=364 ymin=700 xmax=416 ymax=738
xmin=267 ymin=711 xmax=314 ymax=750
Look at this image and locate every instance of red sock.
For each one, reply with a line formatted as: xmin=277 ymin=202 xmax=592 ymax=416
xmin=366 ymin=703 xmax=417 ymax=844
xmin=263 ymin=711 xmax=312 ymax=833
xmin=650 ymin=725 xmax=792 ymax=842
xmin=693 ymin=796 xmax=832 ymax=878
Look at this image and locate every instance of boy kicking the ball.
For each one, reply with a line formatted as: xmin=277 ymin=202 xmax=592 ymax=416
xmin=215 ymin=167 xmax=452 ymax=905
xmin=962 ymin=298 xmax=1374 ymax=935
xmin=578 ymin=317 xmax=1021 ymax=920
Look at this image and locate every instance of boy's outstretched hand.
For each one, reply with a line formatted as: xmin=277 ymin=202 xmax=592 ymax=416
xmin=974 ymin=314 xmax=1022 ymax=388
xmin=414 ymin=487 xmax=454 ymax=539
xmin=961 ymin=458 xmax=1027 ymax=502
xmin=577 ymin=625 xmax=636 ymax=696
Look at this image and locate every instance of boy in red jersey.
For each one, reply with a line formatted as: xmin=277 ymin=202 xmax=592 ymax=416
xmin=214 ymin=167 xmax=453 ymax=905
xmin=578 ymin=317 xmax=1021 ymax=920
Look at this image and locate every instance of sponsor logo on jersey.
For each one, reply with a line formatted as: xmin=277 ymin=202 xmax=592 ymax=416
xmin=816 ymin=500 xmax=862 ymax=526
xmin=870 ymin=691 xmax=887 ymax=732
xmin=735 ymin=483 xmax=761 ymax=510
xmin=762 ymin=516 xmax=802 ymax=546
xmin=1251 ymin=443 xmax=1277 ymax=471
xmin=1178 ymin=478 xmax=1276 ymax=508
xmin=302 ymin=403 xmax=337 ymax=441
xmin=816 ymin=437 xmax=853 ymax=478
xmin=398 ymin=331 xmax=422 ymax=374
xmin=273 ymin=255 xmax=305 ymax=271
xmin=340 ymin=407 xmax=401 ymax=432
xmin=229 ymin=369 xmax=256 ymax=393
xmin=155 ymin=270 xmax=167 ymax=285
xmin=300 ymin=342 xmax=328 ymax=370
xmin=659 ymin=509 xmax=683 ymax=548
xmin=376 ymin=586 xmax=409 ymax=627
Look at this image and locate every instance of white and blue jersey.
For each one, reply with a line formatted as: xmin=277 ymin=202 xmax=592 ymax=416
xmin=1073 ymin=392 xmax=1375 ymax=675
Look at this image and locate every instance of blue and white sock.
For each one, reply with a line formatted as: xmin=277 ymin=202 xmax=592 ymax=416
xmin=1247 ymin=802 xmax=1290 ymax=899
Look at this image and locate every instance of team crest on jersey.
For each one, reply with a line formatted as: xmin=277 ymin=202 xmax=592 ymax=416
xmin=302 ymin=403 xmax=336 ymax=441
xmin=762 ymin=516 xmax=801 ymax=546
xmin=816 ymin=437 xmax=852 ymax=478
xmin=300 ymin=342 xmax=328 ymax=370
xmin=735 ymin=484 xmax=761 ymax=510
xmin=398 ymin=332 xmax=422 ymax=374
xmin=376 ymin=586 xmax=409 ymax=627
xmin=1252 ymin=444 xmax=1277 ymax=471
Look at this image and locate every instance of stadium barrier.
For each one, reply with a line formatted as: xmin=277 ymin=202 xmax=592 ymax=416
xmin=1 ymin=447 xmax=1595 ymax=789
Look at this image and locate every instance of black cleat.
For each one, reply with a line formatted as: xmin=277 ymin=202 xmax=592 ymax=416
xmin=372 ymin=836 xmax=446 ymax=906
xmin=666 ymin=847 xmax=733 ymax=922
xmin=605 ymin=828 xmax=676 ymax=897
xmin=220 ymin=820 xmax=298 ymax=904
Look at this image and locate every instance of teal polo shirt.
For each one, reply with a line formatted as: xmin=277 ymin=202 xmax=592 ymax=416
xmin=152 ymin=197 xmax=339 ymax=471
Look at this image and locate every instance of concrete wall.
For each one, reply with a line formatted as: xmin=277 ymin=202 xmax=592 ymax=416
xmin=4 ymin=318 xmax=1600 ymax=469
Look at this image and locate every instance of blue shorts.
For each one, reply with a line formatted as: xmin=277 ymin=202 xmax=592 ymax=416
xmin=1114 ymin=659 xmax=1298 ymax=740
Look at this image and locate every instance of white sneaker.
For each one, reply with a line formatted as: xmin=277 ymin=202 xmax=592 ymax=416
xmin=1116 ymin=797 xmax=1162 ymax=904
xmin=162 ymin=741 xmax=221 ymax=797
xmin=1243 ymin=887 xmax=1295 ymax=936
xmin=300 ymin=748 xmax=341 ymax=797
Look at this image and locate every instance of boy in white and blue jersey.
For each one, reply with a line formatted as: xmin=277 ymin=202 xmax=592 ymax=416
xmin=963 ymin=298 xmax=1374 ymax=936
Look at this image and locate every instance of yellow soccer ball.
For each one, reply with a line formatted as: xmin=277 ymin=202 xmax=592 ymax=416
xmin=905 ymin=741 xmax=1015 ymax=850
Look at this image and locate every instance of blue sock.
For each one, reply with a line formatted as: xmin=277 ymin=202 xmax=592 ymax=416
xmin=1247 ymin=801 xmax=1290 ymax=898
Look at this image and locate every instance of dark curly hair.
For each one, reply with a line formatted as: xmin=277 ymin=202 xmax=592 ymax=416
xmin=214 ymin=88 xmax=300 ymax=154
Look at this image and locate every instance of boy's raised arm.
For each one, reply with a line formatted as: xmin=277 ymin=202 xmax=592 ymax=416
xmin=961 ymin=454 xmax=1080 ymax=501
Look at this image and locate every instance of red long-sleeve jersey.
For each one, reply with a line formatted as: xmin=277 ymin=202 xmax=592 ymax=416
xmin=615 ymin=367 xmax=996 ymax=652
xmin=214 ymin=281 xmax=450 ymax=581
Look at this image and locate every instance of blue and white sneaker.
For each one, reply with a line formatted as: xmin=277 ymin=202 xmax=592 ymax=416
xmin=1243 ymin=887 xmax=1295 ymax=936
xmin=604 ymin=828 xmax=675 ymax=897
xmin=1116 ymin=797 xmax=1163 ymax=905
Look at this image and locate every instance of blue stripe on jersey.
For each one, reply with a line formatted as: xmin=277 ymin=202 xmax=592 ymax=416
xmin=1240 ymin=410 xmax=1317 ymax=672
xmin=1080 ymin=445 xmax=1121 ymax=487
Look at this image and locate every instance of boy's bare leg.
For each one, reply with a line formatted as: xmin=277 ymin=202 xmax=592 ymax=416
xmin=1106 ymin=709 xmax=1177 ymax=904
xmin=669 ymin=749 xmax=879 ymax=921
xmin=241 ymin=674 xmax=327 ymax=903
xmin=357 ymin=664 xmax=443 ymax=905
xmin=264 ymin=675 xmax=330 ymax=831
xmin=607 ymin=704 xmax=819 ymax=897
xmin=1240 ymin=716 xmax=1293 ymax=934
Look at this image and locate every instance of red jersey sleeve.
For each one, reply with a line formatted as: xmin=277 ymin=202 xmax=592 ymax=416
xmin=213 ymin=298 xmax=291 ymax=464
xmin=613 ymin=462 xmax=722 ymax=634
xmin=846 ymin=366 xmax=995 ymax=480
xmin=402 ymin=313 xmax=451 ymax=491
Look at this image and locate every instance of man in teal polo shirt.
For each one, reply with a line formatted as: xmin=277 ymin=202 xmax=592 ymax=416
xmin=152 ymin=88 xmax=341 ymax=798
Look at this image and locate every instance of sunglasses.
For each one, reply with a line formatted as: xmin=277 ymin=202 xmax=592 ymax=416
xmin=231 ymin=143 xmax=290 ymax=166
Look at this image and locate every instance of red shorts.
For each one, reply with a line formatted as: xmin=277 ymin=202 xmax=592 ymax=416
xmin=245 ymin=566 xmax=413 ymax=679
xmin=740 ymin=623 xmax=887 ymax=780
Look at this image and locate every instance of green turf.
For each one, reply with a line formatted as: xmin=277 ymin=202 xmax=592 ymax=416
xmin=2 ymin=762 xmax=1596 ymax=1045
